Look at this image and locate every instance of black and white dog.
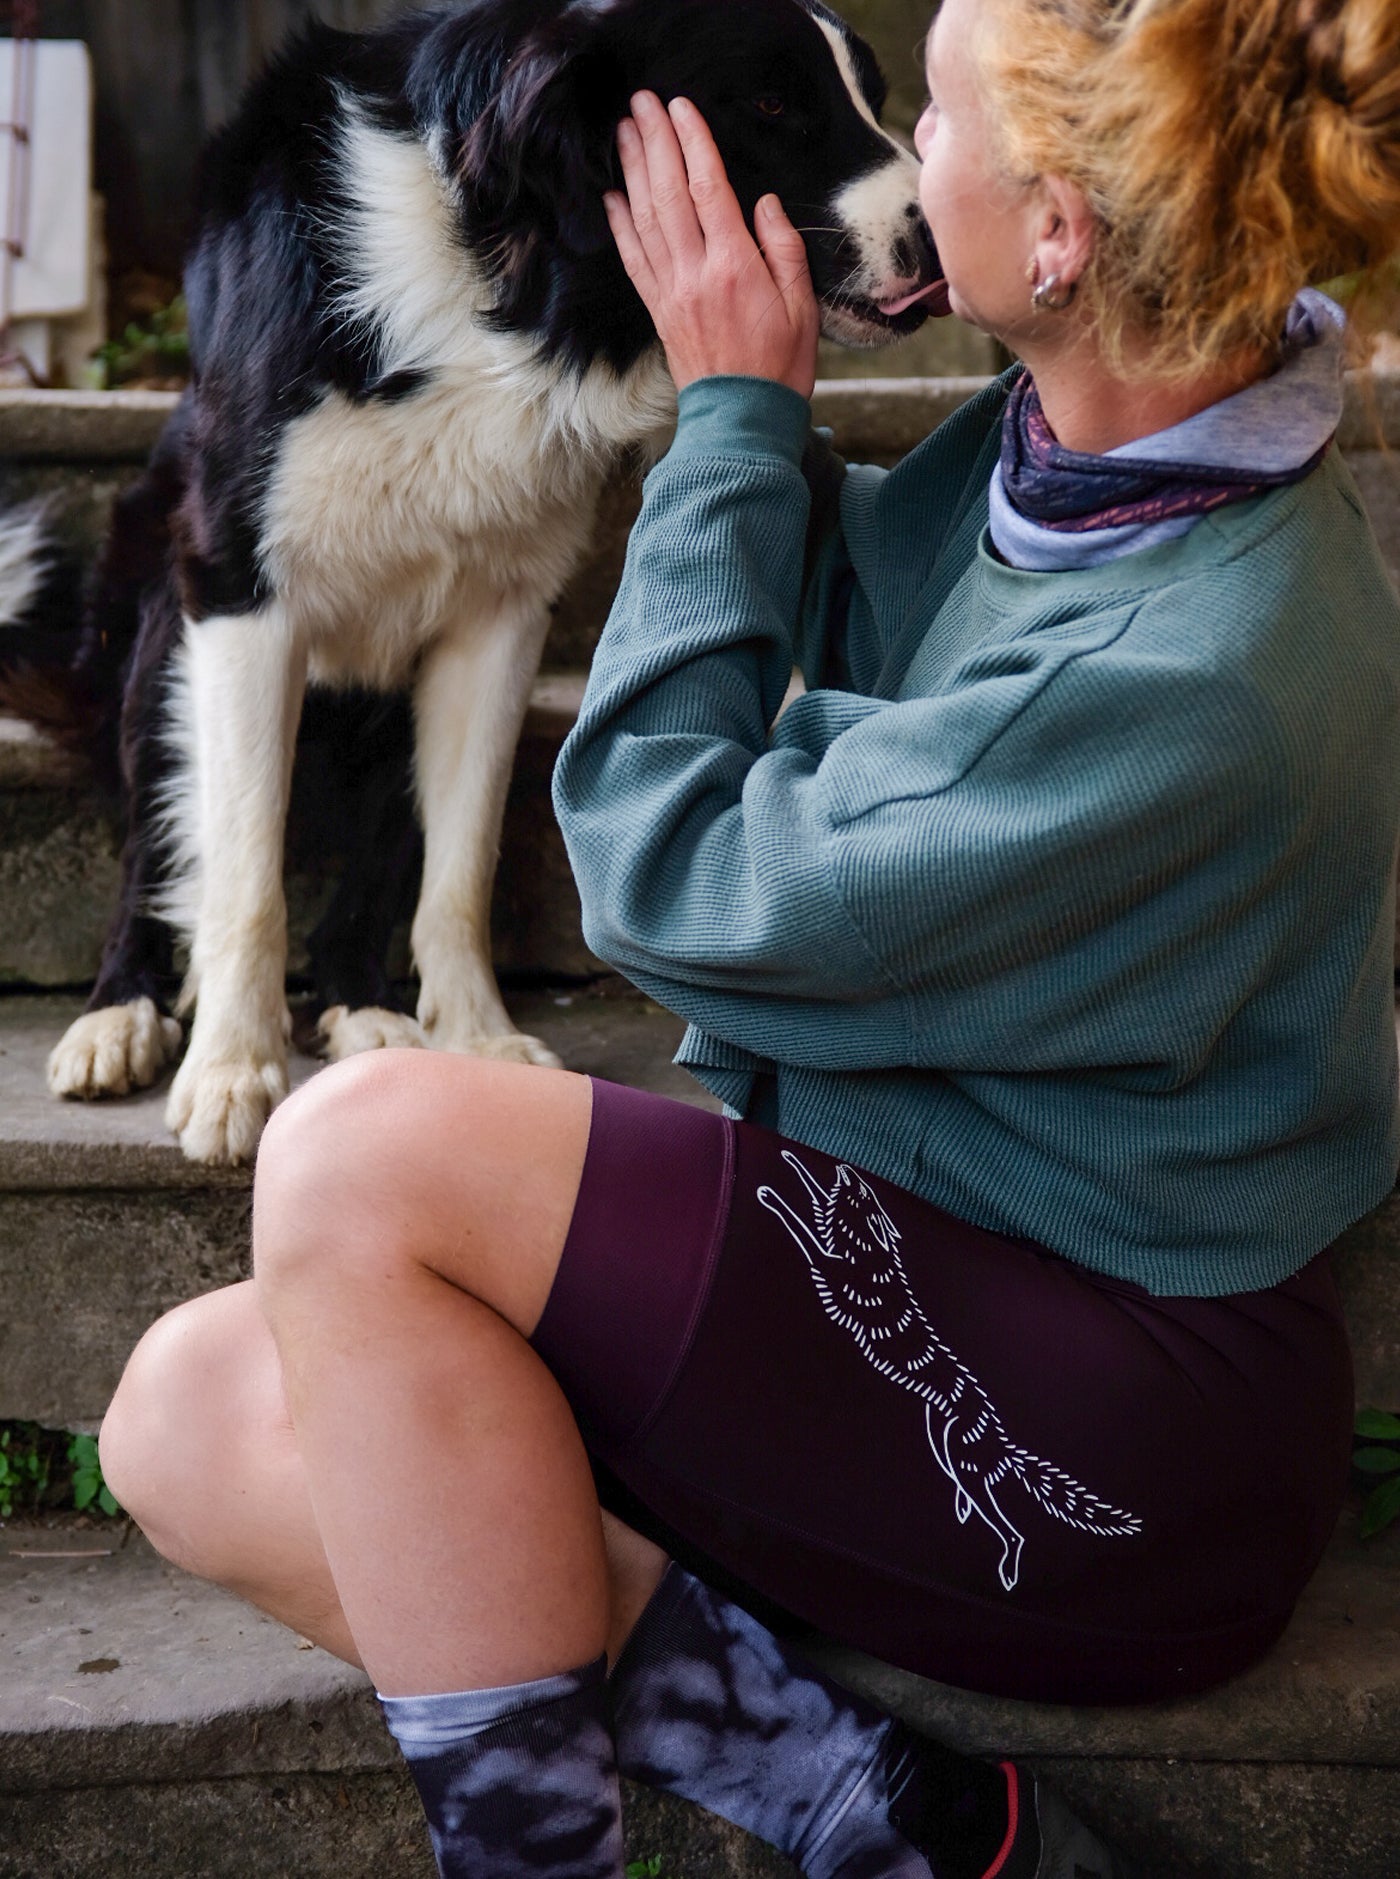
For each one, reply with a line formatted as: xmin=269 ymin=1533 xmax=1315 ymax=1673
xmin=0 ymin=0 xmax=943 ymax=1165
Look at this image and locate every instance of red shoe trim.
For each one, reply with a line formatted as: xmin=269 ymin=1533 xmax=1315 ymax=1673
xmin=980 ymin=1762 xmax=1020 ymax=1879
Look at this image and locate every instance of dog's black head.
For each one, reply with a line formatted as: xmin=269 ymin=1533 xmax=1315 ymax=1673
xmin=405 ymin=0 xmax=945 ymax=374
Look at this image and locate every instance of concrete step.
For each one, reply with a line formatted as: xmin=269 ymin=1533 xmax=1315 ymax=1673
xmin=2 ymin=989 xmax=1398 ymax=1877
xmin=0 ymin=381 xmax=996 ymax=679
xmin=0 ymin=1519 xmax=786 ymax=1879
xmin=0 ymin=988 xmax=711 ymax=1429
xmin=1 ymin=986 xmax=1398 ymax=1422
xmin=1 ymin=1500 xmax=1395 ymax=1878
xmin=3 ymin=375 xmax=1396 ymax=663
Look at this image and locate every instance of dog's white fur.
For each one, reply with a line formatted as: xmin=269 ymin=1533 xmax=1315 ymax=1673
xmin=0 ymin=508 xmax=47 ymax=626
xmin=47 ymin=998 xmax=184 ymax=1100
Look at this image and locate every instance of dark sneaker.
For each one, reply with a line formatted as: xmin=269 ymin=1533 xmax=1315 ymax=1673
xmin=990 ymin=1765 xmax=1140 ymax=1878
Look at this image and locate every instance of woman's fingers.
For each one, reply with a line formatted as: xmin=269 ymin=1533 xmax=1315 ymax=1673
xmin=615 ymin=117 xmax=671 ymax=287
xmin=756 ymin=194 xmax=816 ymax=306
xmin=604 ymin=91 xmax=819 ymax=396
xmin=626 ymin=91 xmax=706 ymax=270
xmin=666 ymin=96 xmax=750 ymax=251
xmin=603 ymin=188 xmax=660 ymax=310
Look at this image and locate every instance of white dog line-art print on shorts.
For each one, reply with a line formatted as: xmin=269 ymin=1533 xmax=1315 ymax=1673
xmin=756 ymin=1152 xmax=1144 ymax=1593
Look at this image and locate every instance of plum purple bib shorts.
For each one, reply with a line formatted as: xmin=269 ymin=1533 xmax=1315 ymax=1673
xmin=531 ymin=1077 xmax=1354 ymax=1707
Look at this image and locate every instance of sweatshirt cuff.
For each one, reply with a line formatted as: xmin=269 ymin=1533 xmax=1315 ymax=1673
xmin=669 ymin=376 xmax=812 ymax=468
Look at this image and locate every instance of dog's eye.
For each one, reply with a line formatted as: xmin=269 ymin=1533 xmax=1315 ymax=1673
xmin=755 ymin=96 xmax=786 ymax=117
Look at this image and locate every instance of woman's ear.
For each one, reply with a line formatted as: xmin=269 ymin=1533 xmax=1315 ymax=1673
xmin=1029 ymin=173 xmax=1097 ymax=295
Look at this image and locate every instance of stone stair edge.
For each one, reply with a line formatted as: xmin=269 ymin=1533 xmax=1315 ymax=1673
xmin=0 ymin=379 xmax=988 ymax=463
xmin=2 ymin=371 xmax=1398 ymax=463
xmin=0 ymin=990 xmax=707 ymax=1199
xmin=1 ymin=1512 xmax=1395 ymax=1802
xmin=0 ymin=994 xmax=1396 ymax=1420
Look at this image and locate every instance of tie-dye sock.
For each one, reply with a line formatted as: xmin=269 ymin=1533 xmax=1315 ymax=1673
xmin=380 ymin=1656 xmax=624 ymax=1879
xmin=608 ymin=1566 xmax=1009 ymax=1879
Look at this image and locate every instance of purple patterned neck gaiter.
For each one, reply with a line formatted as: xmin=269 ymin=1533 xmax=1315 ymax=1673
xmin=1000 ymin=371 xmax=1331 ymax=537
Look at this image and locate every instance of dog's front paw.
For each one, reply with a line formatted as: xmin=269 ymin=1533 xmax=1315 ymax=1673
xmin=48 ymin=999 xmax=184 ymax=1100
xmin=164 ymin=1054 xmax=288 ymax=1165
xmin=316 ymin=1005 xmax=427 ymax=1062
xmin=454 ymin=1031 xmax=564 ymax=1071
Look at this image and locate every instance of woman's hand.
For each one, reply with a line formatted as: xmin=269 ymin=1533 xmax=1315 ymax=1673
xmin=604 ymin=91 xmax=820 ymax=401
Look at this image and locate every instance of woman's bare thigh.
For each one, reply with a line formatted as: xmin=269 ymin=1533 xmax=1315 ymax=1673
xmin=251 ymin=1051 xmax=594 ymax=1339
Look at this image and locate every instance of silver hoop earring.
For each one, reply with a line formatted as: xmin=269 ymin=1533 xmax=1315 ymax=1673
xmin=1031 ymin=272 xmax=1078 ymax=313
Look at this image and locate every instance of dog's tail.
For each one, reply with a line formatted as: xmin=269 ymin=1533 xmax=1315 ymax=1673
xmin=0 ymin=505 xmax=100 ymax=751
xmin=1007 ymin=1447 xmax=1143 ymax=1539
xmin=0 ymin=398 xmax=190 ymax=783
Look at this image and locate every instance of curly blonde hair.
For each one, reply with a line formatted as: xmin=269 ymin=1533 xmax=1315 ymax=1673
xmin=973 ymin=0 xmax=1400 ymax=377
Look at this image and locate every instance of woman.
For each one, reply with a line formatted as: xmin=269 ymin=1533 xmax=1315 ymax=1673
xmin=98 ymin=2 xmax=1400 ymax=1877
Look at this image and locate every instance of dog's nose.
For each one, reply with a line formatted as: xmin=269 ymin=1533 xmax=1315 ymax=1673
xmin=892 ymin=214 xmax=939 ymax=287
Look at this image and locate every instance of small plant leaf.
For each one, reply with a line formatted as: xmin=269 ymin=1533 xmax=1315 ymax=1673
xmin=1360 ymin=1473 xmax=1400 ymax=1539
xmin=1353 ymin=1446 xmax=1400 ymax=1474
xmin=1355 ymin=1408 xmax=1400 ymax=1442
xmin=66 ymin=1433 xmax=115 ymax=1516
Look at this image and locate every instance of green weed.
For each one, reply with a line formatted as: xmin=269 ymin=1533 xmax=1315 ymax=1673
xmin=0 ymin=1424 xmax=52 ymax=1519
xmin=88 ymin=296 xmax=190 ymax=390
xmin=1354 ymin=1408 xmax=1400 ymax=1539
xmin=0 ymin=1423 xmax=121 ymax=1520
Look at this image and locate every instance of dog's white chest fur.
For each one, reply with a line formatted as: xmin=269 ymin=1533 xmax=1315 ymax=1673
xmin=258 ymin=111 xmax=675 ymax=690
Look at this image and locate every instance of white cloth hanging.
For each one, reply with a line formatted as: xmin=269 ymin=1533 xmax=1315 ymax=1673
xmin=0 ymin=38 xmax=92 ymax=321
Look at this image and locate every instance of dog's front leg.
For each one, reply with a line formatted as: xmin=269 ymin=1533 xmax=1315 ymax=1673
xmin=164 ymin=609 xmax=308 ymax=1164
xmin=411 ymin=597 xmax=561 ymax=1070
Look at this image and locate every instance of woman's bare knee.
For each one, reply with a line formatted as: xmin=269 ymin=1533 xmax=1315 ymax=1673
xmin=251 ymin=1048 xmax=428 ymax=1291
xmin=101 ymin=1281 xmax=289 ymax=1577
xmin=252 ymin=1048 xmax=590 ymax=1338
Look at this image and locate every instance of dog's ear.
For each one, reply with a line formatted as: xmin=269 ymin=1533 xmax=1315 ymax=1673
xmin=440 ymin=2 xmax=634 ymax=259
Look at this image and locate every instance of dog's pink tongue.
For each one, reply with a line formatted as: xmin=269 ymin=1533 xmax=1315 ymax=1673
xmin=878 ymin=279 xmax=949 ymax=318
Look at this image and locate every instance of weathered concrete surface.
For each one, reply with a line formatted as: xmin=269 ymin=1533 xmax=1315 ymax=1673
xmin=0 ymin=1772 xmax=435 ymax=1879
xmin=0 ymin=1189 xmax=255 ymax=1424
xmin=0 ymin=1527 xmax=386 ymax=1794
xmin=0 ymin=988 xmax=712 ymax=1425
xmin=7 ymin=1760 xmax=1394 ymax=1879
xmin=1 ymin=1516 xmax=1396 ymax=1878
xmin=1349 ymin=448 xmax=1400 ymax=593
xmin=0 ymin=781 xmax=126 ymax=988
xmin=0 ymin=388 xmax=177 ymax=462
xmin=0 ymin=1775 xmax=793 ymax=1879
xmin=0 ymin=991 xmax=1397 ymax=1424
xmin=1332 ymin=1200 xmax=1400 ymax=1413
xmin=1033 ymin=1759 xmax=1400 ymax=1879
xmin=0 ymin=987 xmax=707 ymax=1192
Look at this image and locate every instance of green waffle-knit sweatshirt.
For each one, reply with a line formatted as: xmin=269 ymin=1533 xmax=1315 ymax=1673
xmin=553 ymin=372 xmax=1400 ymax=1296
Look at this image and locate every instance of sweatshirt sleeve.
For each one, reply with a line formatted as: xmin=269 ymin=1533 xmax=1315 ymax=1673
xmin=554 ymin=377 xmax=1277 ymax=1078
